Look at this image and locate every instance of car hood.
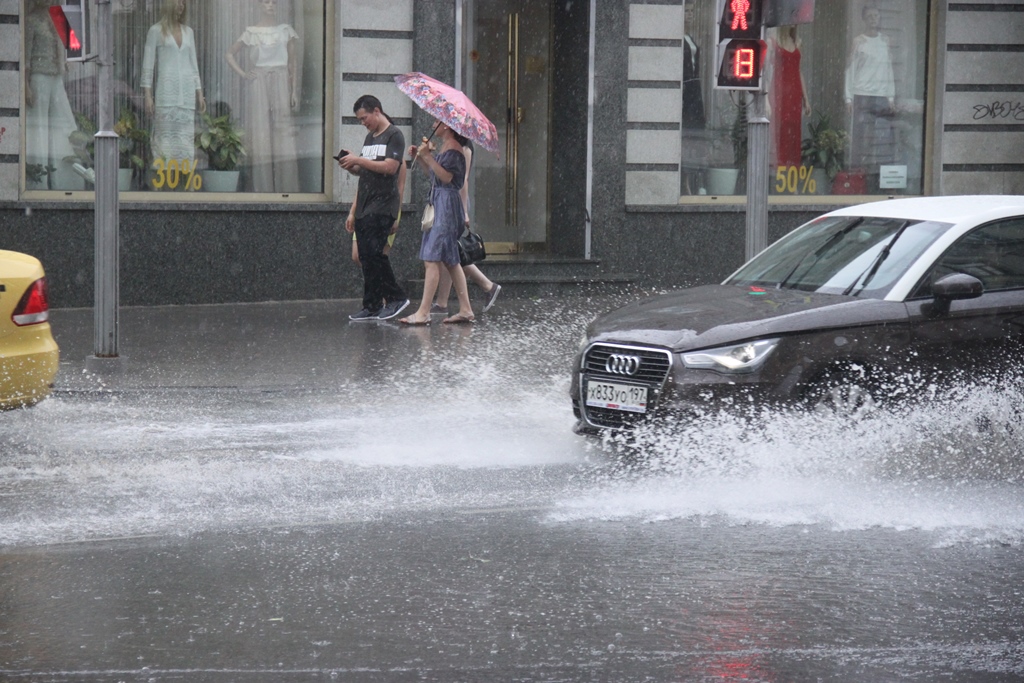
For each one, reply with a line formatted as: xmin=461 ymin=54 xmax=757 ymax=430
xmin=587 ymin=284 xmax=907 ymax=351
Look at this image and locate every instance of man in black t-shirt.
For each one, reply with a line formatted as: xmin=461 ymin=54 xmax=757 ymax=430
xmin=340 ymin=95 xmax=409 ymax=321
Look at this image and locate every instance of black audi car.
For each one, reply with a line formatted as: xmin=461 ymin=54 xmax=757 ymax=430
xmin=572 ymin=196 xmax=1024 ymax=433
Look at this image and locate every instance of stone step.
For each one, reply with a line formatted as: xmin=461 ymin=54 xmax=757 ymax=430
xmin=403 ymin=270 xmax=639 ymax=301
xmin=464 ymin=257 xmax=608 ymax=278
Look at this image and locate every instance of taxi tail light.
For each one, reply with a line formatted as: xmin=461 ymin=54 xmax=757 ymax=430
xmin=12 ymin=278 xmax=50 ymax=326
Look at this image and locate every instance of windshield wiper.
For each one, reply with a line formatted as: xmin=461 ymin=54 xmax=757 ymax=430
xmin=776 ymin=219 xmax=863 ymax=290
xmin=841 ymin=220 xmax=913 ymax=297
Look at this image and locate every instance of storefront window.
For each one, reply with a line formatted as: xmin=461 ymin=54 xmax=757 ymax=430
xmin=24 ymin=0 xmax=326 ymax=196
xmin=680 ymin=0 xmax=928 ymax=199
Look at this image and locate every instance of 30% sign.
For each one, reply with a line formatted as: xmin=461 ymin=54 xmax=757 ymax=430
xmin=774 ymin=165 xmax=817 ymax=194
xmin=150 ymin=158 xmax=203 ymax=191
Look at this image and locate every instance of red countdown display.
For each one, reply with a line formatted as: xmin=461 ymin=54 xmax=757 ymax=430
xmin=715 ymin=39 xmax=765 ymax=90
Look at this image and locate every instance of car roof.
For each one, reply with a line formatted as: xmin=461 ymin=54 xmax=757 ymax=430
xmin=827 ymin=195 xmax=1024 ymax=226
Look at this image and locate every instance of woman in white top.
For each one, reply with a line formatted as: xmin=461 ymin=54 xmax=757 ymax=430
xmin=142 ymin=0 xmax=205 ymax=165
xmin=226 ymin=0 xmax=300 ymax=192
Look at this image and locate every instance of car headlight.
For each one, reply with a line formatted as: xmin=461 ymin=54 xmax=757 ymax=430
xmin=680 ymin=339 xmax=780 ymax=374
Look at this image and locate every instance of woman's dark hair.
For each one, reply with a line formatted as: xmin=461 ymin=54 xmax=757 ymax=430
xmin=452 ymin=131 xmax=469 ymax=147
xmin=352 ymin=94 xmax=394 ymax=123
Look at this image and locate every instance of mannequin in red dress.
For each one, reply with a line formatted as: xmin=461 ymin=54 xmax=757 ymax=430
xmin=768 ymin=26 xmax=811 ymax=169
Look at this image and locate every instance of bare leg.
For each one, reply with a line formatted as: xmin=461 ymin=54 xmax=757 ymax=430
xmin=463 ymin=264 xmax=493 ymax=292
xmin=442 ymin=263 xmax=474 ymax=321
xmin=401 ymin=261 xmax=440 ymax=324
xmin=435 ymin=267 xmax=453 ymax=308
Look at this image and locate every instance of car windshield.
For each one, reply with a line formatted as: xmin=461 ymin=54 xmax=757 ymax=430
xmin=727 ymin=216 xmax=955 ymax=299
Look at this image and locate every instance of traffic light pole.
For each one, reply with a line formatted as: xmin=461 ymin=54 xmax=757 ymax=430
xmin=86 ymin=0 xmax=122 ymax=374
xmin=745 ymin=90 xmax=770 ymax=260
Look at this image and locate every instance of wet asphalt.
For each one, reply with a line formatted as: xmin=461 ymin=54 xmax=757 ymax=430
xmin=2 ymin=296 xmax=1024 ymax=681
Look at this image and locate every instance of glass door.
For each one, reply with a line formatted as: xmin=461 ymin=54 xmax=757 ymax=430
xmin=462 ymin=1 xmax=551 ymax=254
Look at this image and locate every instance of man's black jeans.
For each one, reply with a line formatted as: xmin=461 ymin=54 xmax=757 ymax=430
xmin=354 ymin=213 xmax=406 ymax=312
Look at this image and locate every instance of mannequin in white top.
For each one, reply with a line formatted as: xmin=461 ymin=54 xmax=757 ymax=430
xmin=24 ymin=0 xmax=81 ymax=189
xmin=844 ymin=4 xmax=896 ymax=174
xmin=226 ymin=0 xmax=300 ymax=192
xmin=142 ymin=0 xmax=206 ymax=165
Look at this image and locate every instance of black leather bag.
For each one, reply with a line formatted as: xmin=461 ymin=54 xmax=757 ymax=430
xmin=458 ymin=228 xmax=486 ymax=267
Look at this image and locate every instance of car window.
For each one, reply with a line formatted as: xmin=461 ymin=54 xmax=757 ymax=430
xmin=728 ymin=216 xmax=954 ymax=299
xmin=912 ymin=218 xmax=1024 ymax=297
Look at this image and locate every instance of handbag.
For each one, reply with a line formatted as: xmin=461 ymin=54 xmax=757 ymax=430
xmin=421 ymin=175 xmax=436 ymax=232
xmin=420 ymin=203 xmax=434 ymax=232
xmin=458 ymin=226 xmax=486 ymax=267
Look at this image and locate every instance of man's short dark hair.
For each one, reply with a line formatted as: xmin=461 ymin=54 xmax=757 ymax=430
xmin=353 ymin=95 xmax=383 ymax=114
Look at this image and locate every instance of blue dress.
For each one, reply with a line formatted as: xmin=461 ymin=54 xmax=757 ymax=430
xmin=419 ymin=149 xmax=466 ymax=266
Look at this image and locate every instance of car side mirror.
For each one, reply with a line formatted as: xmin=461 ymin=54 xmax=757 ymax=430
xmin=927 ymin=273 xmax=984 ymax=316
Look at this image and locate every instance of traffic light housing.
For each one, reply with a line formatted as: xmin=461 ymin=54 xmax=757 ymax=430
xmin=714 ymin=0 xmax=766 ymax=90
xmin=48 ymin=1 xmax=87 ymax=61
xmin=718 ymin=0 xmax=763 ymax=40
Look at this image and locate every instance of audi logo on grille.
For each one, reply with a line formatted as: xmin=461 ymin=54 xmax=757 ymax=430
xmin=605 ymin=354 xmax=641 ymax=376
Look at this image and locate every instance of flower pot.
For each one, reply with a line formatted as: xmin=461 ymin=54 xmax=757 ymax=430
xmin=706 ymin=168 xmax=739 ymax=196
xmin=832 ymin=169 xmax=866 ymax=195
xmin=118 ymin=168 xmax=133 ymax=191
xmin=200 ymin=169 xmax=240 ymax=192
xmin=809 ymin=168 xmax=829 ymax=195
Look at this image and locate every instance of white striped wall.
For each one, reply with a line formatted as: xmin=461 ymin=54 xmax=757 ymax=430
xmin=334 ymin=0 xmax=415 ymax=204
xmin=940 ymin=0 xmax=1024 ymax=195
xmin=625 ymin=2 xmax=685 ymax=205
xmin=0 ymin=1 xmax=20 ymax=202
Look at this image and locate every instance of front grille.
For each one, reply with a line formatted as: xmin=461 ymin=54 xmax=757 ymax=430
xmin=580 ymin=343 xmax=673 ymax=429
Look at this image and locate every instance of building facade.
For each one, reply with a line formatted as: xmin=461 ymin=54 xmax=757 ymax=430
xmin=0 ymin=0 xmax=1022 ymax=308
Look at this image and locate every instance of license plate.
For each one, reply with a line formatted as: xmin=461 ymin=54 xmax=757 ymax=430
xmin=586 ymin=381 xmax=648 ymax=413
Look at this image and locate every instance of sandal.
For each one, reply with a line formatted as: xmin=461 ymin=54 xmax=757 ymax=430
xmin=442 ymin=313 xmax=475 ymax=325
xmin=399 ymin=315 xmax=431 ymax=326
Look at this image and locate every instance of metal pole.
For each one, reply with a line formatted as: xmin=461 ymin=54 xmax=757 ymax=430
xmin=584 ymin=0 xmax=596 ymax=260
xmin=87 ymin=0 xmax=122 ymax=372
xmin=745 ymin=90 xmax=769 ymax=261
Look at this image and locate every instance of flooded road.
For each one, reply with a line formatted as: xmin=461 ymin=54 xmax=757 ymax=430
xmin=2 ymin=297 xmax=1024 ymax=680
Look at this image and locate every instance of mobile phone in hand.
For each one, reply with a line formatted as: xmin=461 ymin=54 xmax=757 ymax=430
xmin=333 ymin=149 xmax=350 ymax=161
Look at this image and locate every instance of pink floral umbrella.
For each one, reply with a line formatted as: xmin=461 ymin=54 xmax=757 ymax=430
xmin=394 ymin=72 xmax=500 ymax=155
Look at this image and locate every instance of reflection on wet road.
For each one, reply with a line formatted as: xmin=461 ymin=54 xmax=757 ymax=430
xmin=2 ymin=297 xmax=1024 ymax=680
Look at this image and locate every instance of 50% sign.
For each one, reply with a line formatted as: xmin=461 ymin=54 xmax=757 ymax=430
xmin=774 ymin=165 xmax=817 ymax=194
xmin=150 ymin=158 xmax=203 ymax=191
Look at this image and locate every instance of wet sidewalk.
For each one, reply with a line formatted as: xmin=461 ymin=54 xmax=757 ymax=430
xmin=48 ymin=295 xmax=604 ymax=393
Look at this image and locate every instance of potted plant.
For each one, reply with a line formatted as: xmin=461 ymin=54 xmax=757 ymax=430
xmin=114 ymin=108 xmax=149 ymax=190
xmin=706 ymin=99 xmax=747 ymax=196
xmin=63 ymin=111 xmax=97 ymax=186
xmin=25 ymin=163 xmax=55 ymax=189
xmin=195 ymin=104 xmax=246 ymax=192
xmin=800 ymin=112 xmax=848 ymax=193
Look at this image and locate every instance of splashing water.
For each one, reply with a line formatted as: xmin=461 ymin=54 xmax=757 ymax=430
xmin=2 ymin=296 xmax=1023 ymax=550
xmin=552 ymin=375 xmax=1024 ymax=547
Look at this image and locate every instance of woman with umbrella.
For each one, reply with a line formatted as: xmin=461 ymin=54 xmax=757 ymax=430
xmin=399 ymin=122 xmax=475 ymax=325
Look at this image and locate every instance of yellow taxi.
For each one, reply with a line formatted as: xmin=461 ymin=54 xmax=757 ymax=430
xmin=0 ymin=250 xmax=59 ymax=409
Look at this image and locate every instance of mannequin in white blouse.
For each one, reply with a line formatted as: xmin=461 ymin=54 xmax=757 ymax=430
xmin=225 ymin=0 xmax=300 ymax=192
xmin=844 ymin=4 xmax=897 ymax=174
xmin=142 ymin=0 xmax=206 ymax=164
